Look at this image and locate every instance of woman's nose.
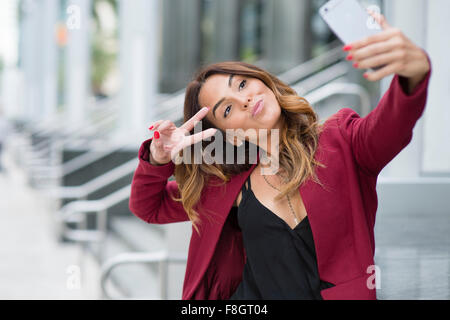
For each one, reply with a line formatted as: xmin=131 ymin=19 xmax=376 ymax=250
xmin=242 ymin=97 xmax=252 ymax=108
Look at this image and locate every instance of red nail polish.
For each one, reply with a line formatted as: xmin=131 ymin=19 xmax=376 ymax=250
xmin=154 ymin=131 xmax=160 ymax=139
xmin=343 ymin=45 xmax=352 ymax=51
xmin=363 ymin=73 xmax=369 ymax=79
xmin=353 ymin=62 xmax=359 ymax=68
xmin=346 ymin=55 xmax=353 ymax=61
xmin=149 ymin=125 xmax=154 ymax=130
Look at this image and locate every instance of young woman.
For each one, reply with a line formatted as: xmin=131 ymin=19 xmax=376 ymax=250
xmin=129 ymin=14 xmax=432 ymax=300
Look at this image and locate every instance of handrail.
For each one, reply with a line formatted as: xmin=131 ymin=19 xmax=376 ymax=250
xmin=29 ymin=144 xmax=130 ymax=180
xmin=278 ymin=42 xmax=344 ymax=84
xmin=45 ymin=158 xmax=138 ymax=199
xmin=25 ymin=113 xmax=118 ymax=164
xmin=58 ymin=185 xmax=131 ymax=241
xmin=100 ymin=251 xmax=187 ymax=300
xmin=23 ymin=97 xmax=118 ymax=136
xmin=29 ymin=111 xmax=117 ymax=144
xmin=291 ymin=60 xmax=351 ymax=95
xmin=304 ymin=81 xmax=372 ymax=117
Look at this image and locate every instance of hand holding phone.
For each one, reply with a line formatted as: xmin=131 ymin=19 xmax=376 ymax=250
xmin=319 ymin=0 xmax=385 ymax=72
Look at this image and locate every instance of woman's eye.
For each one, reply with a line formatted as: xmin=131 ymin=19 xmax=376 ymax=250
xmin=224 ymin=80 xmax=245 ymax=118
xmin=224 ymin=105 xmax=231 ymax=118
xmin=239 ymin=80 xmax=246 ymax=90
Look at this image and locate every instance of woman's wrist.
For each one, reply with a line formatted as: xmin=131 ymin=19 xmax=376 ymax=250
xmin=148 ymin=150 xmax=167 ymax=166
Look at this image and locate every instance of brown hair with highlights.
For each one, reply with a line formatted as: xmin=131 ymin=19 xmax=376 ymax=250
xmin=170 ymin=61 xmax=325 ymax=235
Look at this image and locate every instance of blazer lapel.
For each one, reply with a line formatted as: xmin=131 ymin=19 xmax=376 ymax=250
xmin=183 ymin=161 xmax=258 ymax=299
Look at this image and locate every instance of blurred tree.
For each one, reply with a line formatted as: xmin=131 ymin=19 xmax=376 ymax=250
xmin=91 ymin=0 xmax=118 ymax=98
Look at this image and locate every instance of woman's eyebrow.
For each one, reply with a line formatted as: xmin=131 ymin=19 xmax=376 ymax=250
xmin=212 ymin=74 xmax=234 ymax=119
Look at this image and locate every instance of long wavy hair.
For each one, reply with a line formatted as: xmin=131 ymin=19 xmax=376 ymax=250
xmin=170 ymin=61 xmax=325 ymax=235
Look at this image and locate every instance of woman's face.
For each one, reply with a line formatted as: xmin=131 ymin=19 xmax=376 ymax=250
xmin=199 ymin=74 xmax=283 ymax=144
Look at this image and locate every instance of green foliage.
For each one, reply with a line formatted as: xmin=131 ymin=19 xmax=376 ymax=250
xmin=91 ymin=0 xmax=118 ymax=96
xmin=91 ymin=34 xmax=116 ymax=95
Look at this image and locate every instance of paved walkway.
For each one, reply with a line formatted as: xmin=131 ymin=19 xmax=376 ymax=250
xmin=0 ymin=146 xmax=100 ymax=299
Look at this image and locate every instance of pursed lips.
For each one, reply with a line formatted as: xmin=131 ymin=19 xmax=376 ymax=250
xmin=252 ymin=99 xmax=263 ymax=117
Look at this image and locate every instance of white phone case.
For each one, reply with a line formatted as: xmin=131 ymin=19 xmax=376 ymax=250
xmin=319 ymin=0 xmax=384 ymax=71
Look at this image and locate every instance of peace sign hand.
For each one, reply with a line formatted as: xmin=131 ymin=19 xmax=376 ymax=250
xmin=148 ymin=107 xmax=217 ymax=165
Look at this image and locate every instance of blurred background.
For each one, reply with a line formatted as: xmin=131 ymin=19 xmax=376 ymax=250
xmin=0 ymin=0 xmax=448 ymax=299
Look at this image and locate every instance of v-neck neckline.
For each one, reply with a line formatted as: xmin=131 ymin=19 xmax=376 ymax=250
xmin=246 ymin=188 xmax=309 ymax=231
xmin=241 ymin=165 xmax=309 ymax=231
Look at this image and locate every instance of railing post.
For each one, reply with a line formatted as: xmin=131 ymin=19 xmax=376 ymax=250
xmin=159 ymin=259 xmax=168 ymax=300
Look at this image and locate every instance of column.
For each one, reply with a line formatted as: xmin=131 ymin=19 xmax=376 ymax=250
xmin=160 ymin=0 xmax=201 ymax=92
xmin=20 ymin=0 xmax=42 ymax=120
xmin=422 ymin=0 xmax=450 ymax=174
xmin=379 ymin=0 xmax=427 ymax=178
xmin=64 ymin=0 xmax=92 ymax=124
xmin=117 ymin=0 xmax=159 ymax=140
xmin=262 ymin=0 xmax=312 ymax=74
xmin=41 ymin=0 xmax=60 ymax=119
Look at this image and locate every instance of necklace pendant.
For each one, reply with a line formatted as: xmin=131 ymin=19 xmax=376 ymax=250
xmin=294 ymin=217 xmax=299 ymax=224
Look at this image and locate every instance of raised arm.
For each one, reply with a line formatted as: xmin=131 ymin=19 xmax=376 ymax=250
xmin=129 ymin=138 xmax=189 ymax=224
xmin=337 ymin=11 xmax=432 ymax=176
xmin=337 ymin=64 xmax=431 ymax=177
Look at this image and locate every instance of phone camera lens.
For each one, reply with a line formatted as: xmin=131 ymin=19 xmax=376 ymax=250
xmin=325 ymin=8 xmax=328 ymax=12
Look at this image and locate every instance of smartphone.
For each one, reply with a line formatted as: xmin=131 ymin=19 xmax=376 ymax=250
xmin=319 ymin=0 xmax=385 ymax=72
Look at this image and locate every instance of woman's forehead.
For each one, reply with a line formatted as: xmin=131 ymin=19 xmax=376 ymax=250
xmin=198 ymin=74 xmax=230 ymax=105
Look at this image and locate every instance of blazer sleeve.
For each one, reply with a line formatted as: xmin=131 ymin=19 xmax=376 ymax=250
xmin=129 ymin=138 xmax=190 ymax=224
xmin=336 ymin=53 xmax=432 ymax=177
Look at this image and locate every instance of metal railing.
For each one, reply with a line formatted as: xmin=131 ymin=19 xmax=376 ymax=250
xmin=45 ymin=158 xmax=138 ymax=200
xmin=100 ymin=251 xmax=187 ymax=300
xmin=304 ymin=80 xmax=372 ymax=117
xmin=58 ymin=184 xmax=131 ymax=244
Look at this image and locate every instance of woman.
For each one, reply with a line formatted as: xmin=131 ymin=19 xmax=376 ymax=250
xmin=129 ymin=13 xmax=432 ymax=300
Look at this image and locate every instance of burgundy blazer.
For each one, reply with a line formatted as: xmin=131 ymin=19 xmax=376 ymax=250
xmin=129 ymin=57 xmax=432 ymax=300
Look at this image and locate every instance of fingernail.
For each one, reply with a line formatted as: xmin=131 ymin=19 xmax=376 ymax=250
xmin=154 ymin=131 xmax=160 ymax=139
xmin=343 ymin=45 xmax=352 ymax=51
xmin=149 ymin=125 xmax=154 ymax=130
xmin=346 ymin=55 xmax=353 ymax=61
xmin=363 ymin=73 xmax=369 ymax=79
xmin=353 ymin=62 xmax=359 ymax=68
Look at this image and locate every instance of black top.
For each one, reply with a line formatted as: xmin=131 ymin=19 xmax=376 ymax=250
xmin=229 ymin=174 xmax=335 ymax=300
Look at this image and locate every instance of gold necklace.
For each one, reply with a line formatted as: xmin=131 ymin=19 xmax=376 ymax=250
xmin=261 ymin=173 xmax=299 ymax=225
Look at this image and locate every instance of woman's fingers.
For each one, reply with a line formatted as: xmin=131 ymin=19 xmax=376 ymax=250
xmin=157 ymin=120 xmax=176 ymax=133
xmin=171 ymin=128 xmax=217 ymax=155
xmin=193 ymin=127 xmax=218 ymax=143
xmin=149 ymin=119 xmax=165 ymax=131
xmin=350 ymin=36 xmax=400 ymax=62
xmin=363 ymin=62 xmax=403 ymax=82
xmin=347 ymin=27 xmax=401 ymax=54
xmin=354 ymin=49 xmax=404 ymax=71
xmin=180 ymin=107 xmax=210 ymax=132
xmin=341 ymin=11 xmax=415 ymax=82
xmin=345 ymin=10 xmax=396 ymax=53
